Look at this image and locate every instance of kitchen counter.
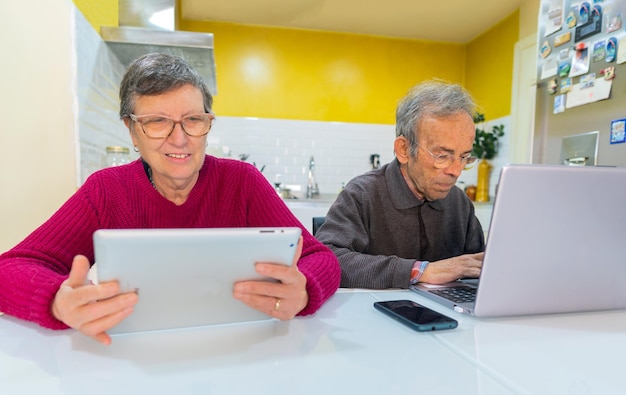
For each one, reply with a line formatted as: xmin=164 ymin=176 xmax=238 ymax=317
xmin=283 ymin=195 xmax=336 ymax=233
xmin=282 ymin=193 xmax=338 ymax=204
xmin=4 ymin=289 xmax=626 ymax=394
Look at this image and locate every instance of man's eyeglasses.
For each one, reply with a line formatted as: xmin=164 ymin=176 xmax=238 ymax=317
xmin=129 ymin=113 xmax=214 ymax=139
xmin=418 ymin=145 xmax=478 ymax=170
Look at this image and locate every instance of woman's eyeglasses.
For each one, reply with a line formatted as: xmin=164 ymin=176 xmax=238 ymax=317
xmin=129 ymin=113 xmax=215 ymax=139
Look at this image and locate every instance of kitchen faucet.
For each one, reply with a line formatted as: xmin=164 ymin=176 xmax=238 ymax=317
xmin=306 ymin=156 xmax=320 ymax=198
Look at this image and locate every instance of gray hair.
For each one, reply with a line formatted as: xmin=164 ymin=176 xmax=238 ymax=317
xmin=119 ymin=53 xmax=213 ymax=119
xmin=396 ymin=80 xmax=476 ymax=156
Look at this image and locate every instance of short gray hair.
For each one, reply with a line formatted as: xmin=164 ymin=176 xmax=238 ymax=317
xmin=119 ymin=53 xmax=213 ymax=119
xmin=396 ymin=80 xmax=476 ymax=156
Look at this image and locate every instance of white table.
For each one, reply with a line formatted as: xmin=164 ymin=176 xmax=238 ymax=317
xmin=1 ymin=289 xmax=624 ymax=394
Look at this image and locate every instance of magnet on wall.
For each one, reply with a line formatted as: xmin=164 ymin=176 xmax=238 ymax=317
xmin=607 ymin=13 xmax=621 ymax=33
xmin=610 ymin=119 xmax=626 ymax=144
xmin=569 ymin=45 xmax=590 ymax=77
xmin=579 ymin=2 xmax=590 ymax=25
xmin=554 ymin=32 xmax=571 ymax=47
xmin=560 ymin=78 xmax=572 ymax=93
xmin=600 ymin=66 xmax=615 ymax=80
xmin=553 ymin=94 xmax=566 ymax=114
xmin=540 ymin=40 xmax=552 ymax=58
xmin=592 ymin=5 xmax=602 ymax=20
xmin=548 ymin=78 xmax=558 ymax=95
xmin=580 ymin=73 xmax=595 ymax=89
xmin=606 ymin=37 xmax=617 ymax=62
xmin=558 ymin=60 xmax=571 ymax=77
xmin=592 ymin=40 xmax=606 ymax=62
xmin=566 ymin=11 xmax=577 ymax=28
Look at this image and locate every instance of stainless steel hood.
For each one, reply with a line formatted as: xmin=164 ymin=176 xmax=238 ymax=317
xmin=101 ymin=0 xmax=217 ymax=94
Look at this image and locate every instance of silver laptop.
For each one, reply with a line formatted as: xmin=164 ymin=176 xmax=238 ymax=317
xmin=412 ymin=164 xmax=626 ymax=317
xmin=94 ymin=227 xmax=301 ymax=334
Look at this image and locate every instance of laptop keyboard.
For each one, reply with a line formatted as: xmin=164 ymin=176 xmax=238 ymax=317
xmin=429 ymin=285 xmax=477 ymax=303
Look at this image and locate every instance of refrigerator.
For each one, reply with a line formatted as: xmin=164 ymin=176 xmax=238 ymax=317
xmin=534 ymin=0 xmax=626 ymax=167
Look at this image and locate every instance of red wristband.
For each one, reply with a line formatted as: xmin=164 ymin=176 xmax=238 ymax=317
xmin=410 ymin=260 xmax=429 ymax=284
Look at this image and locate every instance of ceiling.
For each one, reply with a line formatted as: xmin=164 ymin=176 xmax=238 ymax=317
xmin=181 ymin=0 xmax=526 ymax=43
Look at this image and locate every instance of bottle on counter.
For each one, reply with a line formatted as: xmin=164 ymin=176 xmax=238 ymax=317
xmin=465 ymin=185 xmax=477 ymax=201
xmin=104 ymin=146 xmax=131 ymax=167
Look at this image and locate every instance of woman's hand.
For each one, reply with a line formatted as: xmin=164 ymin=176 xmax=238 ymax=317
xmin=52 ymin=255 xmax=139 ymax=345
xmin=233 ymin=237 xmax=308 ymax=320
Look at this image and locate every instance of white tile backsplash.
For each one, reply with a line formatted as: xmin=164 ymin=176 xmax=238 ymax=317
xmin=74 ymin=6 xmax=135 ymax=185
xmin=72 ymin=3 xmax=510 ymax=197
xmin=208 ymin=117 xmax=396 ymax=194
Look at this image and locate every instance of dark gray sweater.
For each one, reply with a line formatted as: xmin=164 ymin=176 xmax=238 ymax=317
xmin=315 ymin=159 xmax=485 ymax=289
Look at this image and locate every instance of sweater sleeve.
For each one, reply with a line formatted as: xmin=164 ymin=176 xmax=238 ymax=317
xmin=315 ymin=183 xmax=415 ymax=289
xmin=241 ymin=164 xmax=341 ymax=315
xmin=0 ymin=183 xmax=101 ymax=329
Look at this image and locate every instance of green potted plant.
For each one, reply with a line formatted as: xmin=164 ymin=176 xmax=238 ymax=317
xmin=472 ymin=113 xmax=504 ymax=202
xmin=472 ymin=112 xmax=505 ymax=160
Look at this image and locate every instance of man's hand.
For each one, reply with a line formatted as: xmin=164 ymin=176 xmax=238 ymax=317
xmin=419 ymin=252 xmax=484 ymax=285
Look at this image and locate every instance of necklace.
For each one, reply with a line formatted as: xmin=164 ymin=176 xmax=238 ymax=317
xmin=146 ymin=165 xmax=158 ymax=190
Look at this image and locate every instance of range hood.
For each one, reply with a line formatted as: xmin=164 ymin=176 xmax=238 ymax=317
xmin=101 ymin=0 xmax=217 ymax=94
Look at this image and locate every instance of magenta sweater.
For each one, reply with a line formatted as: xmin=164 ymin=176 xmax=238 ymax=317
xmin=0 ymin=156 xmax=340 ymax=329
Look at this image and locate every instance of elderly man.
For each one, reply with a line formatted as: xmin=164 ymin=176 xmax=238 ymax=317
xmin=316 ymin=80 xmax=485 ymax=289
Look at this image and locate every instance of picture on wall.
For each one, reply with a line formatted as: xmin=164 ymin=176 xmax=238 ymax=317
xmin=610 ymin=118 xmax=626 ymax=144
xmin=570 ymin=45 xmax=590 ymax=77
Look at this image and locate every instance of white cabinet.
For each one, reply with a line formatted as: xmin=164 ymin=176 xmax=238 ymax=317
xmin=284 ymin=199 xmax=334 ymax=233
xmin=473 ymin=202 xmax=493 ymax=236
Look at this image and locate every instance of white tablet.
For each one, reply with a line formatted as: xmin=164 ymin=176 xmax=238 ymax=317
xmin=93 ymin=227 xmax=301 ymax=334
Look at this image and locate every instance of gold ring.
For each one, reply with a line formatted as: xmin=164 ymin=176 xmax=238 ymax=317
xmin=274 ymin=298 xmax=280 ymax=311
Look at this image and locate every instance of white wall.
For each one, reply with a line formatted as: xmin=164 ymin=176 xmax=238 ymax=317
xmin=0 ymin=1 xmax=77 ymax=251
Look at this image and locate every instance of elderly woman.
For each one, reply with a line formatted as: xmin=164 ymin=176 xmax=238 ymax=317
xmin=0 ymin=53 xmax=340 ymax=345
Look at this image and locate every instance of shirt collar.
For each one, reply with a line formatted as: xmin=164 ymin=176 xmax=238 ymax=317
xmin=385 ymin=158 xmax=444 ymax=211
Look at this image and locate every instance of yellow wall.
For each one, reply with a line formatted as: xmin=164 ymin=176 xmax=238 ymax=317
xmin=466 ymin=11 xmax=520 ymax=120
xmin=73 ymin=0 xmax=117 ymax=29
xmin=73 ymin=0 xmax=521 ymax=124
xmin=181 ymin=21 xmax=465 ymax=124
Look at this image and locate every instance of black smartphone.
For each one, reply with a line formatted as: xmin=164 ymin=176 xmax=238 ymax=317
xmin=373 ymin=300 xmax=458 ymax=332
